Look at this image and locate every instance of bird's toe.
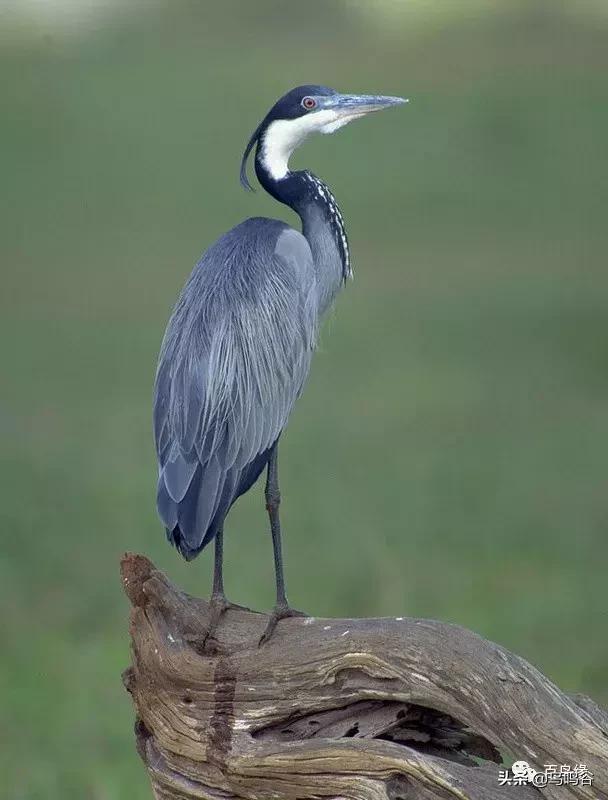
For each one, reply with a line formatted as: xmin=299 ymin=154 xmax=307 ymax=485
xmin=258 ymin=604 xmax=309 ymax=646
xmin=185 ymin=593 xmax=240 ymax=655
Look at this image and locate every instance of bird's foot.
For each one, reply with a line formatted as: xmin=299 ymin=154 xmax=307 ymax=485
xmin=258 ymin=603 xmax=308 ymax=647
xmin=188 ymin=593 xmax=243 ymax=654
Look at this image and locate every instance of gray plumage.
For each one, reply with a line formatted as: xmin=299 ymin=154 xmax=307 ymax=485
xmin=154 ymin=218 xmax=320 ymax=559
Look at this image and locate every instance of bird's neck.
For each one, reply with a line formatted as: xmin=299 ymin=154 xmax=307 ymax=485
xmin=255 ymin=160 xmax=351 ymax=309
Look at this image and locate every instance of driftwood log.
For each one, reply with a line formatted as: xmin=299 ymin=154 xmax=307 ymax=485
xmin=121 ymin=554 xmax=608 ymax=800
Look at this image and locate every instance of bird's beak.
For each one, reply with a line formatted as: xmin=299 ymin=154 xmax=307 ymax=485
xmin=320 ymin=93 xmax=408 ymax=121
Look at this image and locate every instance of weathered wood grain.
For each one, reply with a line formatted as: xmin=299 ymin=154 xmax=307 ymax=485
xmin=121 ymin=553 xmax=608 ymax=800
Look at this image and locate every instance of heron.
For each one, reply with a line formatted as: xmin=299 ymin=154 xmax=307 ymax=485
xmin=154 ymin=85 xmax=407 ymax=643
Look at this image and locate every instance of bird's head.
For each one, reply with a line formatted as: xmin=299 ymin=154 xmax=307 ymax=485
xmin=240 ymin=85 xmax=407 ymax=190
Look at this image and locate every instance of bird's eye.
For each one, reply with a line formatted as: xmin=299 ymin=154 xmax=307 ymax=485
xmin=302 ymin=97 xmax=317 ymax=110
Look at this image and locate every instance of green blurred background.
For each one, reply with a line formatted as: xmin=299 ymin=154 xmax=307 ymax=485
xmin=2 ymin=0 xmax=607 ymax=797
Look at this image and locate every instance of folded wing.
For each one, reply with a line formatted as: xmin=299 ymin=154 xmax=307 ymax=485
xmin=153 ymin=218 xmax=317 ymax=559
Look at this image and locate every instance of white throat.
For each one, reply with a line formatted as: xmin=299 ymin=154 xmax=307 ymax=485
xmin=260 ymin=111 xmax=352 ymax=181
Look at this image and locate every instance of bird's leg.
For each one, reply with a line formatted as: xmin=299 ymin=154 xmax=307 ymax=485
xmin=211 ymin=526 xmax=228 ymax=603
xmin=259 ymin=444 xmax=307 ymax=646
xmin=198 ymin=529 xmax=234 ymax=648
xmin=197 ymin=529 xmax=229 ymax=642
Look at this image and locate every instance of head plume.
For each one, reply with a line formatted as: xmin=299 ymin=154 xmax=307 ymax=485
xmin=239 ymin=119 xmax=265 ymax=191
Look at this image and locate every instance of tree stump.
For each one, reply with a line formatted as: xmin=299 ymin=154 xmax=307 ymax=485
xmin=121 ymin=553 xmax=608 ymax=800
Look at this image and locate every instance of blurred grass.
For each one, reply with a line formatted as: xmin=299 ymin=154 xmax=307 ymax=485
xmin=1 ymin=1 xmax=608 ymax=797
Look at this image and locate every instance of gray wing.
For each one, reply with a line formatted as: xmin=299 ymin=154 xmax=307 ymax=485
xmin=154 ymin=218 xmax=317 ymax=558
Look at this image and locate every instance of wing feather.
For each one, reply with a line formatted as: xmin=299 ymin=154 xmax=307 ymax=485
xmin=153 ymin=219 xmax=317 ymax=556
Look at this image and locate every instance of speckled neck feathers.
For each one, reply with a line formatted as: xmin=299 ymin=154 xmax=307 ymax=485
xmin=301 ymin=171 xmax=351 ymax=282
xmin=254 ymin=159 xmax=351 ymax=286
